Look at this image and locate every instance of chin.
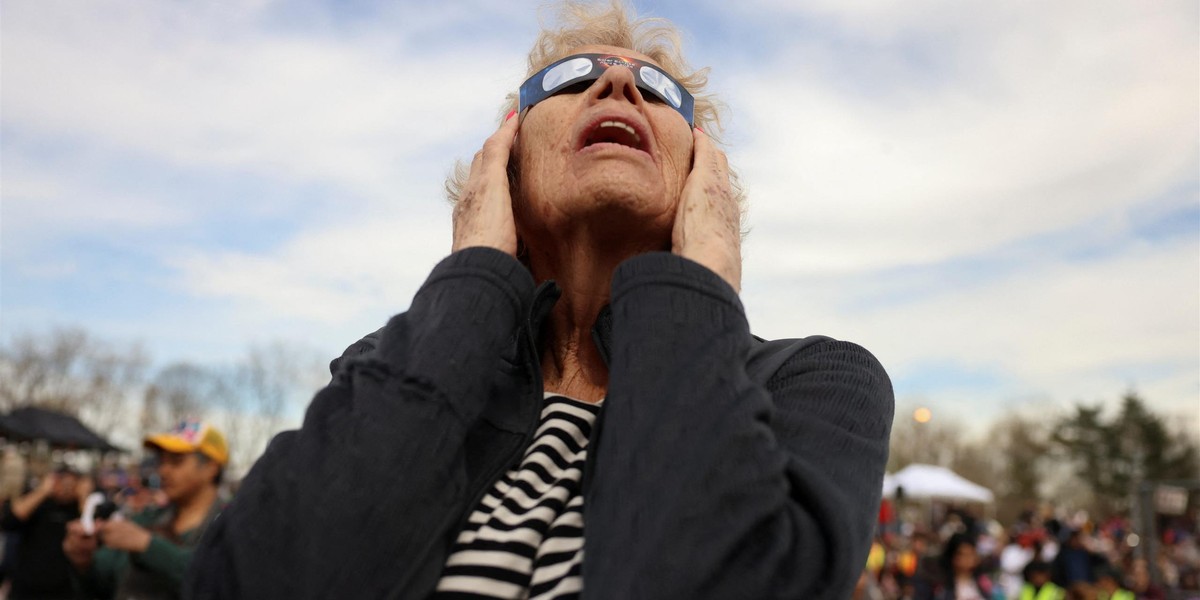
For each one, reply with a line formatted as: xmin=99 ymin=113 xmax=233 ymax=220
xmin=520 ymin=168 xmax=677 ymax=245
xmin=570 ymin=187 xmax=674 ymax=239
xmin=575 ymin=171 xmax=675 ymax=216
xmin=584 ymin=186 xmax=656 ymax=211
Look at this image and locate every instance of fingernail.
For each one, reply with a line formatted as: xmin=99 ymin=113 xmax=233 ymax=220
xmin=505 ymin=110 xmax=517 ymax=121
xmin=695 ymin=126 xmax=704 ymax=134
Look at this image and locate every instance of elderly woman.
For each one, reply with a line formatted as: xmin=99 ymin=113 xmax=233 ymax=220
xmin=187 ymin=3 xmax=893 ymax=599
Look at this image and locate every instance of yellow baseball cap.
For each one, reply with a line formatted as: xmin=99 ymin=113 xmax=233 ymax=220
xmin=144 ymin=418 xmax=229 ymax=466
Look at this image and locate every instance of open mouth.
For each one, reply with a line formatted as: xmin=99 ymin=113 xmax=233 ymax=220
xmin=580 ymin=118 xmax=649 ymax=153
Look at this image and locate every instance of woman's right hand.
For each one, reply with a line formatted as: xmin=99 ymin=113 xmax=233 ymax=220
xmin=452 ymin=111 xmax=521 ymax=256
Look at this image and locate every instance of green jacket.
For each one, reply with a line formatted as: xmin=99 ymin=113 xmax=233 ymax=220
xmin=77 ymin=500 xmax=222 ymax=600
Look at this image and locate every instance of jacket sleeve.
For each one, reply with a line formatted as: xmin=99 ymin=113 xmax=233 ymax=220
xmin=74 ymin=546 xmax=124 ymax=600
xmin=133 ymin=534 xmax=192 ymax=589
xmin=583 ymin=252 xmax=894 ymax=600
xmin=0 ymin=500 xmax=27 ymax=531
xmin=185 ymin=247 xmax=535 ymax=600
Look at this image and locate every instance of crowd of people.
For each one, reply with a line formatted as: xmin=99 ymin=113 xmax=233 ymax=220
xmin=855 ymin=503 xmax=1200 ymax=600
xmin=0 ymin=419 xmax=228 ymax=600
xmin=1 ymin=426 xmax=1197 ymax=600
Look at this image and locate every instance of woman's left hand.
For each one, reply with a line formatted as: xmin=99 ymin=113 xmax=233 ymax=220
xmin=672 ymin=128 xmax=742 ymax=292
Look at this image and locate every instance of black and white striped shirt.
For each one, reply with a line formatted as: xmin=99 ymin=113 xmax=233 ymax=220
xmin=432 ymin=393 xmax=601 ymax=599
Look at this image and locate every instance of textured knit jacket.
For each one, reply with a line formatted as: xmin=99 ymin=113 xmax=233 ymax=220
xmin=186 ymin=248 xmax=895 ymax=600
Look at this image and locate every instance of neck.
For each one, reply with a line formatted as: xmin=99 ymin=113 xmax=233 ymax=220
xmin=175 ymin=484 xmax=216 ymax=524
xmin=525 ymin=229 xmax=664 ymax=404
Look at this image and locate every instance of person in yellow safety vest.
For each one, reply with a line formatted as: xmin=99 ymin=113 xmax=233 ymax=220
xmin=897 ymin=548 xmax=919 ymax=579
xmin=1020 ymin=560 xmax=1066 ymax=600
xmin=1094 ymin=565 xmax=1135 ymax=600
xmin=867 ymin=538 xmax=886 ymax=576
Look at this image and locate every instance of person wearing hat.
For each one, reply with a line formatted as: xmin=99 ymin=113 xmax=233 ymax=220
xmin=63 ymin=418 xmax=227 ymax=600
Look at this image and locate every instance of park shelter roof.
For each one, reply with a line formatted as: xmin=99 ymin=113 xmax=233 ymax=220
xmin=0 ymin=407 xmax=122 ymax=452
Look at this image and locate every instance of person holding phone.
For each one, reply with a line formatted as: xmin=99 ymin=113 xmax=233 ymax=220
xmin=188 ymin=3 xmax=895 ymax=598
xmin=63 ymin=419 xmax=227 ymax=600
xmin=1 ymin=466 xmax=86 ymax=600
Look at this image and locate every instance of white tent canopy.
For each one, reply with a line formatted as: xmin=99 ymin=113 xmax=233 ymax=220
xmin=883 ymin=463 xmax=994 ymax=503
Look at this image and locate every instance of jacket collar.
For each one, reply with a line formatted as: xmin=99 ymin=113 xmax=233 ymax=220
xmin=479 ymin=280 xmax=612 ymax=435
xmin=528 ymin=280 xmax=613 ymax=368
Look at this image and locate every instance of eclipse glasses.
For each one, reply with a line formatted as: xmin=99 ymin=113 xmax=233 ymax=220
xmin=519 ymin=53 xmax=695 ymax=126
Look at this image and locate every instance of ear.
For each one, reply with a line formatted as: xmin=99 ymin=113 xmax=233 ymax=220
xmin=197 ymin=456 xmax=220 ymax=480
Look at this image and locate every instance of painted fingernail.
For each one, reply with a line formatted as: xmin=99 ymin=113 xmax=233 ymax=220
xmin=505 ymin=110 xmax=517 ymax=121
xmin=695 ymin=126 xmax=704 ymax=134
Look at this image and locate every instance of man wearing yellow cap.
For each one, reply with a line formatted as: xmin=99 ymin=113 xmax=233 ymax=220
xmin=63 ymin=418 xmax=227 ymax=600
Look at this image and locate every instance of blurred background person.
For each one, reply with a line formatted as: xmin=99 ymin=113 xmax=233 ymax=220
xmin=1020 ymin=560 xmax=1065 ymax=600
xmin=1052 ymin=529 xmax=1101 ymax=598
xmin=919 ymin=533 xmax=999 ymax=600
xmin=63 ymin=419 xmax=227 ymax=600
xmin=0 ymin=446 xmax=29 ymax=594
xmin=1128 ymin=558 xmax=1165 ymax=600
xmin=1001 ymin=531 xmax=1039 ymax=599
xmin=0 ymin=466 xmax=86 ymax=600
xmin=1094 ymin=565 xmax=1133 ymax=600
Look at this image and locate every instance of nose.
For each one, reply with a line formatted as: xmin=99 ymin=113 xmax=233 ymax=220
xmin=586 ymin=65 xmax=644 ymax=109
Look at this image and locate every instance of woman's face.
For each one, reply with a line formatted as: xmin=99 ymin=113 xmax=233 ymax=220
xmin=953 ymin=542 xmax=979 ymax=574
xmin=513 ymin=44 xmax=695 ymax=249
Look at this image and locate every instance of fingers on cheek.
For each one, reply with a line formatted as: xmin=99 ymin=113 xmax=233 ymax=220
xmin=477 ymin=138 xmax=496 ymax=160
xmin=707 ymin=146 xmax=727 ymax=171
xmin=690 ymin=133 xmax=706 ymax=161
xmin=455 ymin=192 xmax=476 ymax=219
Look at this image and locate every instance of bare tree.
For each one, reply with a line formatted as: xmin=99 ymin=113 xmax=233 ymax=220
xmin=0 ymin=328 xmax=321 ymax=475
xmin=981 ymin=414 xmax=1051 ymax=523
xmin=142 ymin=362 xmax=230 ymax=434
xmin=0 ymin=328 xmax=147 ymax=437
xmin=237 ymin=343 xmax=295 ymax=438
xmin=888 ymin=411 xmax=971 ymax=471
xmin=207 ymin=342 xmax=324 ymax=475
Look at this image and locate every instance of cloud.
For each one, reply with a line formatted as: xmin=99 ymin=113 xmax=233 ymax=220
xmin=0 ymin=152 xmax=193 ymax=255
xmin=745 ymin=235 xmax=1198 ymax=428
xmin=170 ymin=207 xmax=452 ymax=323
xmin=718 ymin=0 xmax=1199 ymax=430
xmin=1 ymin=0 xmax=1195 ymax=436
xmin=1 ymin=0 xmax=533 ymax=206
xmin=726 ymin=0 xmax=1197 ymax=274
xmin=1 ymin=0 xmax=534 ymax=340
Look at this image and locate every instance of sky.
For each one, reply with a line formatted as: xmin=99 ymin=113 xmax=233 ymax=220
xmin=2 ymin=0 xmax=1197 ymax=438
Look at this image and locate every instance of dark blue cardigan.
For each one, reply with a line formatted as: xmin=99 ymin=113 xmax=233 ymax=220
xmin=186 ymin=247 xmax=894 ymax=599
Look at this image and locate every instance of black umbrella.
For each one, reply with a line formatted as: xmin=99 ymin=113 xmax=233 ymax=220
xmin=0 ymin=407 xmax=123 ymax=452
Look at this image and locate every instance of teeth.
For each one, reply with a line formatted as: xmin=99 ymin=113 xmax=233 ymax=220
xmin=598 ymin=120 xmax=640 ymax=144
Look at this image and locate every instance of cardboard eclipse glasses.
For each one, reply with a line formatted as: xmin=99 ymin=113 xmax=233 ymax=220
xmin=518 ymin=54 xmax=695 ymax=126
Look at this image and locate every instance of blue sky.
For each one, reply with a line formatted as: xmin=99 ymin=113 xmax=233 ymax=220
xmin=2 ymin=0 xmax=1197 ymax=437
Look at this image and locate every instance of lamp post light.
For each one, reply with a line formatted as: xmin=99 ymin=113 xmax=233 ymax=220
xmin=913 ymin=407 xmax=932 ymax=464
xmin=913 ymin=407 xmax=932 ymax=424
